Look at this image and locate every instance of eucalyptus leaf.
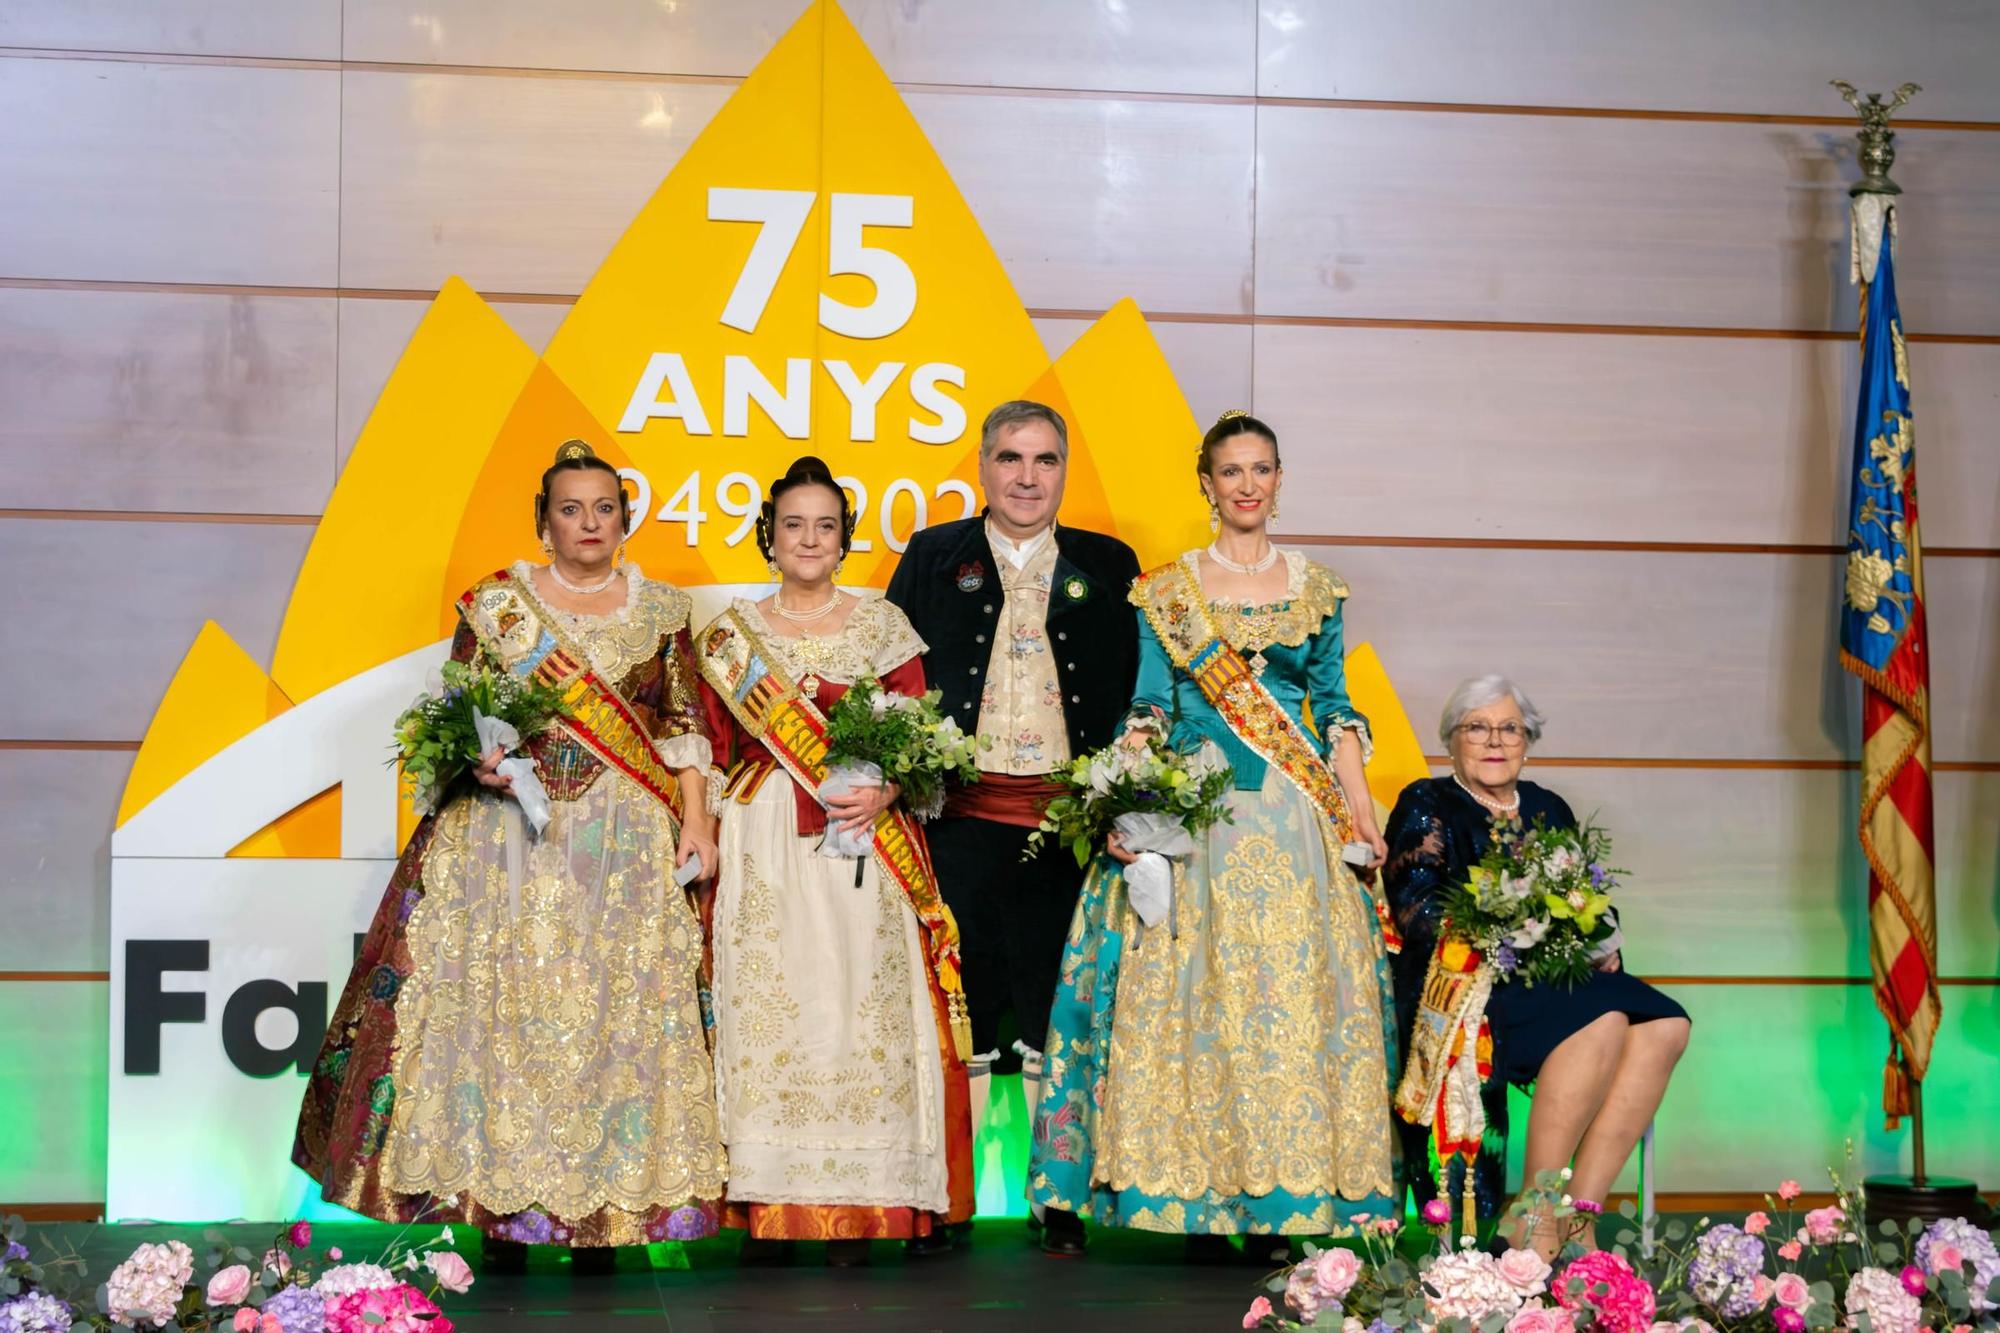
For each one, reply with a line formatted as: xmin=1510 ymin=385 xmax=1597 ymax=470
xmin=1878 ymin=1220 xmax=1899 ymax=1238
xmin=1618 ymin=1200 xmax=1638 ymax=1220
xmin=70 ymin=1322 xmax=93 ymax=1333
xmin=1874 ymin=1242 xmax=1900 ymax=1265
xmin=1267 ymin=1277 xmax=1287 ymax=1294
xmin=1665 ymin=1219 xmax=1688 ymax=1242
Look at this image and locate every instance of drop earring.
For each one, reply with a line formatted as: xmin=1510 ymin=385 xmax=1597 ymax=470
xmin=540 ymin=534 xmax=554 ymax=557
xmin=1206 ymin=497 xmax=1219 ymax=531
xmin=1270 ymin=496 xmax=1280 ymax=523
xmin=767 ymin=558 xmax=780 ymax=578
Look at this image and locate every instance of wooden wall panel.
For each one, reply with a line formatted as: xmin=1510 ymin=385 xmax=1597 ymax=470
xmin=1258 ymin=325 xmax=2000 ymax=550
xmin=0 ymin=520 xmax=311 ymax=742
xmin=1256 ymin=0 xmax=2000 ymax=122
xmin=1323 ymin=545 xmax=1997 ymax=763
xmin=0 ymin=58 xmax=340 ymax=287
xmin=0 ymin=1 xmax=341 ymax=60
xmin=0 ymin=288 xmax=336 ymax=516
xmin=1254 ymin=107 xmax=2000 ymax=334
xmin=342 ymin=0 xmax=1258 ymax=96
xmin=0 ymin=751 xmax=132 ymax=973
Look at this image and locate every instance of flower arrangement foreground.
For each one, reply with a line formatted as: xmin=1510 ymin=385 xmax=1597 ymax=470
xmin=1246 ymin=1166 xmax=2000 ymax=1333
xmin=1 ymin=1216 xmax=469 ymax=1332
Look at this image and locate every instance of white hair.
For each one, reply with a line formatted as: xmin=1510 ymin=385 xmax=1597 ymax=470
xmin=1439 ymin=675 xmax=1546 ymax=747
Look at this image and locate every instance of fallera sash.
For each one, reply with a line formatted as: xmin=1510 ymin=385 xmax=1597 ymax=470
xmin=460 ymin=570 xmax=685 ymax=824
xmin=1131 ymin=555 xmax=1401 ymax=950
xmin=694 ymin=606 xmax=973 ymax=1061
xmin=1392 ymin=936 xmax=1495 ymax=1237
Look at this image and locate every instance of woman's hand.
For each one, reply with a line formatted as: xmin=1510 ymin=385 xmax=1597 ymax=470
xmin=827 ymin=780 xmax=901 ymax=834
xmin=1105 ymin=830 xmax=1139 ymax=866
xmin=1355 ymin=816 xmax=1388 ymax=867
xmin=676 ymin=817 xmax=718 ymax=883
xmin=473 ymin=746 xmax=513 ymax=791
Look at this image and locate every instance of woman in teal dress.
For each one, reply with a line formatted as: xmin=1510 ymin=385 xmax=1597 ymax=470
xmin=1028 ymin=411 xmax=1398 ymax=1263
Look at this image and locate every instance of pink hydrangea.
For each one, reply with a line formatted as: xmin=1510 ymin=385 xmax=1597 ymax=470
xmin=1846 ymin=1266 xmax=1924 ymax=1333
xmin=1553 ymin=1250 xmax=1657 ymax=1333
xmin=1424 ymin=1251 xmax=1527 ymax=1323
xmin=104 ymin=1239 xmax=195 ymax=1327
xmin=1286 ymin=1267 xmax=1324 ymax=1324
xmin=323 ymin=1285 xmax=452 ymax=1333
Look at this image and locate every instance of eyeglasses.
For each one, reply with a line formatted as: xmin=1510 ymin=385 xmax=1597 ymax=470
xmin=1456 ymin=721 xmax=1528 ymax=747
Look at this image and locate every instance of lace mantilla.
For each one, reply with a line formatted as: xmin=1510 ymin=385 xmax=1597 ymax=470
xmin=1185 ymin=551 xmax=1347 ymax=652
xmin=737 ymin=595 xmax=927 ymax=684
xmin=506 ymin=562 xmax=693 ymax=683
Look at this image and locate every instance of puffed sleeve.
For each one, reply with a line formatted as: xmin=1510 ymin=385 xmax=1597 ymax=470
xmin=865 ymin=598 xmax=929 ymax=681
xmin=880 ymin=652 xmax=928 ymax=698
xmin=1304 ymin=598 xmax=1371 ymax=764
xmin=652 ymin=624 xmax=713 ymax=773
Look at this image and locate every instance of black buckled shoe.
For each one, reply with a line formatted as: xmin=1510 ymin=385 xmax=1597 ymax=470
xmin=905 ymin=1227 xmax=954 ymax=1258
xmin=1039 ymin=1208 xmax=1086 ymax=1257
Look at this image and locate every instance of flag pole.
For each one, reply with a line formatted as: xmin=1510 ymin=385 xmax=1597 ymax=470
xmin=1832 ymin=79 xmax=1984 ymax=1226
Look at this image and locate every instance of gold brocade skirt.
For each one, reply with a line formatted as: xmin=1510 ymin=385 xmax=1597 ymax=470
xmin=1090 ymin=771 xmax=1399 ymax=1233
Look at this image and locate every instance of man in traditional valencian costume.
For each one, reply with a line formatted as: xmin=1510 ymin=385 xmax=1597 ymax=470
xmin=886 ymin=400 xmax=1140 ymax=1254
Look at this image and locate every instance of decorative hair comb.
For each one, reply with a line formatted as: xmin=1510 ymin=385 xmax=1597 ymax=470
xmin=555 ymin=439 xmax=596 ymax=463
xmin=1215 ymin=409 xmax=1249 ymax=424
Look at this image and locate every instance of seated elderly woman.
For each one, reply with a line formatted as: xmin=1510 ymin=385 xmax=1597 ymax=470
xmin=1384 ymin=676 xmax=1689 ymax=1257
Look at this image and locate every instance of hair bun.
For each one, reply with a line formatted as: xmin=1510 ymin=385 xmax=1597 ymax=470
xmin=784 ymin=454 xmax=836 ymax=480
xmin=554 ymin=439 xmax=596 ymax=464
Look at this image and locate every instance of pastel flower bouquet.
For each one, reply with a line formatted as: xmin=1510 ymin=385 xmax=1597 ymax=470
xmin=1 ymin=1214 xmax=470 ymax=1333
xmin=1444 ymin=817 xmax=1623 ymax=989
xmin=1244 ymin=1152 xmax=2000 ymax=1333
xmin=819 ymin=674 xmax=980 ymax=854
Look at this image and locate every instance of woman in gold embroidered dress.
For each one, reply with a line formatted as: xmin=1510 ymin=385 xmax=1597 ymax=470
xmin=293 ymin=442 xmax=725 ymax=1273
xmin=1028 ymin=412 xmax=1397 ymax=1264
xmin=694 ymin=457 xmax=974 ymax=1267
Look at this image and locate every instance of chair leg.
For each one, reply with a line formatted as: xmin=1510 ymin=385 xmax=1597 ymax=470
xmin=1639 ymin=1118 xmax=1657 ymax=1258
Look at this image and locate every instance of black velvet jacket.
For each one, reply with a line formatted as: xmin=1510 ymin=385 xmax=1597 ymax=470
xmin=885 ymin=516 xmax=1142 ymax=759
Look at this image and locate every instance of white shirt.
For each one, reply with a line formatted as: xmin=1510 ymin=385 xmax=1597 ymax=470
xmin=985 ymin=520 xmax=1055 ymax=571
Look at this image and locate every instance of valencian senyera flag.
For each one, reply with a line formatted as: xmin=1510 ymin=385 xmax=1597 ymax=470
xmin=1839 ymin=204 xmax=1937 ymax=1129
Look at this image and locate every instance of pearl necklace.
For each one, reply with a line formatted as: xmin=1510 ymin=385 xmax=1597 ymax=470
xmin=771 ymin=588 xmax=842 ymax=623
xmin=548 ymin=562 xmax=620 ymax=596
xmin=1453 ymin=772 xmax=1521 ymax=817
xmin=1206 ymin=542 xmax=1279 ymax=575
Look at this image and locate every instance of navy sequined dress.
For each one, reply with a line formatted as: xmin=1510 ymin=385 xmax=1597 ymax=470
xmin=1383 ymin=777 xmax=1688 ymax=1214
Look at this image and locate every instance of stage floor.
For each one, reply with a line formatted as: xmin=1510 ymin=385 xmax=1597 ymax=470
xmin=27 ymin=1218 xmax=1340 ymax=1331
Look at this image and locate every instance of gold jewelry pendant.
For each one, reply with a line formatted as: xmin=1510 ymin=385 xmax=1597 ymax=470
xmin=799 ymin=673 xmax=821 ymax=697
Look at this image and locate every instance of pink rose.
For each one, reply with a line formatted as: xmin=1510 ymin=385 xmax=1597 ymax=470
xmin=1777 ymin=1181 xmax=1803 ymax=1202
xmin=288 ymin=1221 xmax=312 ymax=1249
xmin=1774 ymin=1273 xmax=1811 ymax=1309
xmin=207 ymin=1264 xmax=252 ymax=1306
xmin=1244 ymin=1295 xmax=1273 ymax=1328
xmin=234 ymin=1310 xmax=262 ymax=1333
xmin=1900 ymin=1266 xmax=1928 ymax=1297
xmin=1931 ymin=1245 xmax=1965 ymax=1275
xmin=1508 ymin=1305 xmax=1568 ymax=1333
xmin=1779 ymin=1241 xmax=1804 ymax=1262
xmin=1745 ymin=1212 xmax=1771 ymax=1236
xmin=1775 ymin=1308 xmax=1806 ymax=1333
xmin=424 ymin=1250 xmax=475 ymax=1295
xmin=1804 ymin=1207 xmax=1845 ymax=1244
xmin=1313 ymin=1247 xmax=1364 ymax=1301
xmin=1497 ymin=1247 xmax=1554 ymax=1296
xmin=1422 ymin=1199 xmax=1453 ymax=1226
xmin=261 ymin=1249 xmax=293 ymax=1279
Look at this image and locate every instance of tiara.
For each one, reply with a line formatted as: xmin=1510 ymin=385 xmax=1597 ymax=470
xmin=554 ymin=439 xmax=596 ymax=463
